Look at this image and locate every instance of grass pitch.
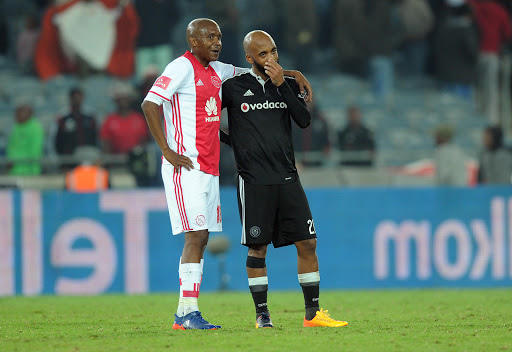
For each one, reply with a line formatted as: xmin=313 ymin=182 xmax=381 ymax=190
xmin=1 ymin=289 xmax=511 ymax=352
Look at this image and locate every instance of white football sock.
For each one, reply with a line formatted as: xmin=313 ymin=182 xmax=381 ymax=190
xmin=179 ymin=263 xmax=202 ymax=316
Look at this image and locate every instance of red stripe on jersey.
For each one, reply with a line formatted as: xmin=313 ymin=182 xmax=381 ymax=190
xmin=171 ymin=95 xmax=192 ymax=231
xmin=175 ymin=94 xmax=186 ymax=152
xmin=148 ymin=90 xmax=170 ymax=101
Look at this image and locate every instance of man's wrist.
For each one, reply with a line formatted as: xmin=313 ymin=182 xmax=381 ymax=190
xmin=283 ymin=70 xmax=296 ymax=78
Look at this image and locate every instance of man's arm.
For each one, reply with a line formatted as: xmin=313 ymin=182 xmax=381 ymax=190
xmin=266 ymin=61 xmax=311 ymax=128
xmin=141 ymin=100 xmax=193 ymax=171
xmin=282 ymin=70 xmax=313 ymax=103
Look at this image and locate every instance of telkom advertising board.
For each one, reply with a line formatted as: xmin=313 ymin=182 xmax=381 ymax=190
xmin=0 ymin=187 xmax=511 ymax=296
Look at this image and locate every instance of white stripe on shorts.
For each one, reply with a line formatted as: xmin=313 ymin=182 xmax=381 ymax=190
xmin=239 ymin=175 xmax=246 ymax=244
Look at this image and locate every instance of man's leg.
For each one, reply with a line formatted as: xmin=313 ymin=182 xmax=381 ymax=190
xmin=173 ymin=229 xmax=219 ymax=330
xmin=295 ymin=238 xmax=320 ymax=320
xmin=295 ymin=238 xmax=347 ymax=327
xmin=247 ymin=244 xmax=273 ymax=328
xmin=178 ymin=229 xmax=209 ymax=316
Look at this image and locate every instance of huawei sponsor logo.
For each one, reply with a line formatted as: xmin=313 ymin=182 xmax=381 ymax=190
xmin=205 ymin=97 xmax=219 ymax=122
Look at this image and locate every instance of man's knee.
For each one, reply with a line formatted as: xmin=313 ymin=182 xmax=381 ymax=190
xmin=296 ymin=238 xmax=317 ymax=254
xmin=248 ymin=244 xmax=267 ymax=258
xmin=184 ymin=230 xmax=209 ymax=249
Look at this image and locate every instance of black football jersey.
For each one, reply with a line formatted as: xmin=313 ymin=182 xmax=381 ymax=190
xmin=222 ymin=70 xmax=311 ymax=185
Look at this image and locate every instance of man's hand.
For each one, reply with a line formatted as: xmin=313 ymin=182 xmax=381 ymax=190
xmin=163 ymin=148 xmax=194 ymax=171
xmin=265 ymin=60 xmax=285 ymax=87
xmin=291 ymin=71 xmax=313 ymax=103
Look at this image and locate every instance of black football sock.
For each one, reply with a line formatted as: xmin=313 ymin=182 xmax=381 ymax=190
xmin=249 ymin=278 xmax=269 ymax=318
xmin=299 ymin=272 xmax=320 ymax=320
xmin=301 ymin=284 xmax=320 ymax=320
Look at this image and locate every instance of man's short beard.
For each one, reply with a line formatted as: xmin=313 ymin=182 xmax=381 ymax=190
xmin=252 ymin=58 xmax=279 ymax=79
xmin=253 ymin=60 xmax=268 ymax=78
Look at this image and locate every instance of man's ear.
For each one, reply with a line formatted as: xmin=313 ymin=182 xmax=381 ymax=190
xmin=190 ymin=37 xmax=198 ymax=48
xmin=245 ymin=54 xmax=253 ymax=64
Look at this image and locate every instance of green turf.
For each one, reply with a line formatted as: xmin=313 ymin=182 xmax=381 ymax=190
xmin=1 ymin=289 xmax=511 ymax=352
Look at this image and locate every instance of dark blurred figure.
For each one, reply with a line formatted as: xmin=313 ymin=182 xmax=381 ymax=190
xmin=338 ymin=105 xmax=376 ymax=166
xmin=16 ymin=13 xmax=40 ymax=74
xmin=134 ymin=0 xmax=180 ymax=79
xmin=477 ymin=125 xmax=512 ymax=184
xmin=55 ymin=87 xmax=98 ymax=157
xmin=433 ymin=124 xmax=467 ymax=186
xmin=0 ymin=17 xmax=8 ymax=59
xmin=206 ymin=0 xmax=241 ymax=66
xmin=332 ymin=0 xmax=397 ymax=101
xmin=100 ymin=82 xmax=149 ymax=154
xmin=240 ymin=0 xmax=282 ymax=46
xmin=469 ymin=0 xmax=512 ymax=124
xmin=282 ymin=0 xmax=318 ymax=72
xmin=128 ymin=141 xmax=161 ymax=187
xmin=292 ymin=101 xmax=330 ymax=167
xmin=394 ymin=0 xmax=434 ymax=76
xmin=433 ymin=0 xmax=479 ymax=98
xmin=7 ymin=100 xmax=44 ymax=175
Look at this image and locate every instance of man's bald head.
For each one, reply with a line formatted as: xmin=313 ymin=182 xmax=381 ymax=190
xmin=186 ymin=18 xmax=220 ymax=49
xmin=243 ymin=30 xmax=275 ymax=56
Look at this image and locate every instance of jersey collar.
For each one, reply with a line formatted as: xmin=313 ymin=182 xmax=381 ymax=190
xmin=184 ymin=50 xmax=213 ymax=69
xmin=250 ymin=68 xmax=269 ymax=89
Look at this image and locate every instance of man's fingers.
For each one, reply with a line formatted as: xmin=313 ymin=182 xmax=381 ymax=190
xmin=181 ymin=156 xmax=194 ymax=170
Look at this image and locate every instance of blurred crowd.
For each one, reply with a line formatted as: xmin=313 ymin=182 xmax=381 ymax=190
xmin=1 ymin=0 xmax=512 ymax=187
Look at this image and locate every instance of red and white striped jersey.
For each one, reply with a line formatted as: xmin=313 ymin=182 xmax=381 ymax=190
xmin=144 ymin=51 xmax=240 ymax=176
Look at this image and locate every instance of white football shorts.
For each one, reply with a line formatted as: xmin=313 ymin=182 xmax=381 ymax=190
xmin=162 ymin=164 xmax=222 ymax=235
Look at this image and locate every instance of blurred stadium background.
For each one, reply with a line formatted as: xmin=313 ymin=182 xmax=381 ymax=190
xmin=0 ymin=0 xmax=511 ymax=299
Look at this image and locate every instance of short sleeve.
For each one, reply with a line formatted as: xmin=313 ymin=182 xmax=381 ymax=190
xmin=144 ymin=58 xmax=191 ymax=105
xmin=211 ymin=61 xmax=237 ymax=82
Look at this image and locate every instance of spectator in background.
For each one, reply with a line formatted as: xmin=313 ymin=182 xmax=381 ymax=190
xmin=332 ymin=0 xmax=397 ymax=101
xmin=469 ymin=0 xmax=512 ymax=124
xmin=433 ymin=125 xmax=467 ymax=186
xmin=7 ymin=100 xmax=44 ymax=175
xmin=55 ymin=87 xmax=98 ymax=157
xmin=292 ymin=101 xmax=330 ymax=167
xmin=394 ymin=0 xmax=434 ymax=76
xmin=128 ymin=141 xmax=161 ymax=187
xmin=134 ymin=0 xmax=180 ymax=79
xmin=205 ymin=0 xmax=241 ymax=66
xmin=478 ymin=125 xmax=512 ymax=184
xmin=281 ymin=0 xmax=318 ymax=72
xmin=239 ymin=0 xmax=282 ymax=47
xmin=16 ymin=13 xmax=40 ymax=75
xmin=433 ymin=0 xmax=479 ymax=98
xmin=101 ymin=82 xmax=149 ymax=154
xmin=0 ymin=17 xmax=8 ymax=62
xmin=338 ymin=105 xmax=376 ymax=166
xmin=66 ymin=146 xmax=109 ymax=192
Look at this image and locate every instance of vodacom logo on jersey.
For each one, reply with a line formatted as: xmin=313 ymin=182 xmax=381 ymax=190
xmin=205 ymin=97 xmax=219 ymax=122
xmin=241 ymin=101 xmax=287 ymax=113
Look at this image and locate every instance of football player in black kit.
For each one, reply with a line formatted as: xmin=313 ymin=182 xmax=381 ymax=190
xmin=221 ymin=30 xmax=348 ymax=329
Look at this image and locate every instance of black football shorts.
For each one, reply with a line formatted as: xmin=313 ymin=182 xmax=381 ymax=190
xmin=236 ymin=175 xmax=317 ymax=248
